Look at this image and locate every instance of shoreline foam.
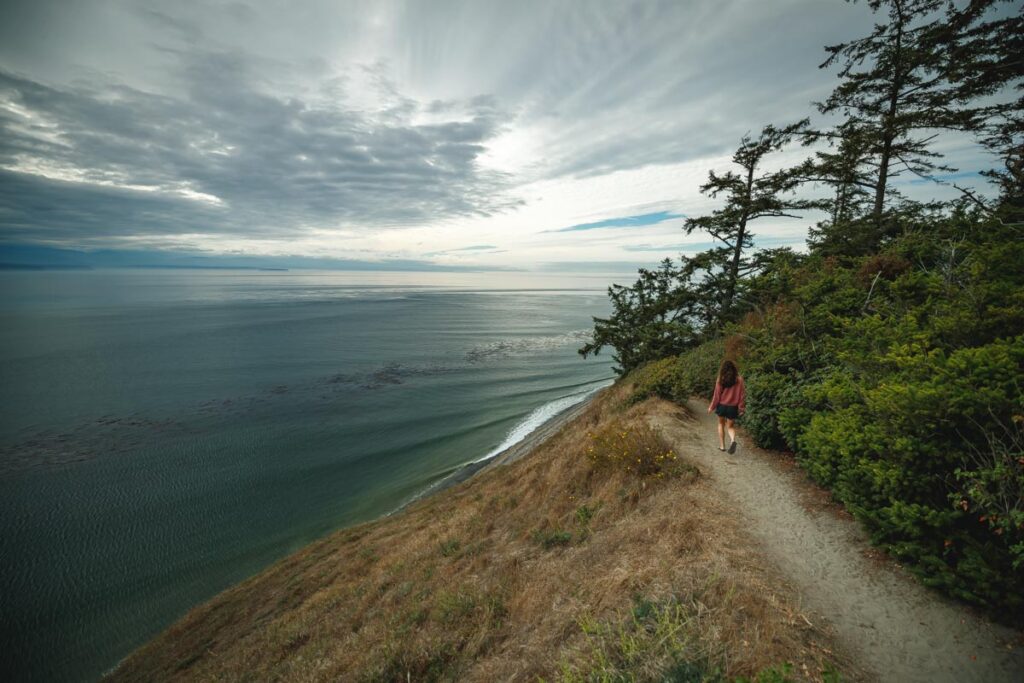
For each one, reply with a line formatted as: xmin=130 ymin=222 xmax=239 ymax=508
xmin=393 ymin=382 xmax=610 ymax=513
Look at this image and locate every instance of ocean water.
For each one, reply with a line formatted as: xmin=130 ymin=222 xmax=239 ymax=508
xmin=0 ymin=269 xmax=618 ymax=682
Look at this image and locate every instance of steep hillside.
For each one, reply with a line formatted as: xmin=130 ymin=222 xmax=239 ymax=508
xmin=105 ymin=381 xmax=846 ymax=682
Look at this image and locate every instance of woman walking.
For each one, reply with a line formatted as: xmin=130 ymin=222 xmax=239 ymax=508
xmin=707 ymin=359 xmax=745 ymax=453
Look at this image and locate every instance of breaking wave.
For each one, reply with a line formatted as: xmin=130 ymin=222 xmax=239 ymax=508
xmin=472 ymin=382 xmax=608 ymax=464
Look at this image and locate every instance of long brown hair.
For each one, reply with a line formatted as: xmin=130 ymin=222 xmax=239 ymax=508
xmin=718 ymin=360 xmax=738 ymax=389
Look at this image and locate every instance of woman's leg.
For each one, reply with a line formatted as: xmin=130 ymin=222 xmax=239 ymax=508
xmin=727 ymin=419 xmax=737 ymax=446
xmin=717 ymin=416 xmax=726 ymax=449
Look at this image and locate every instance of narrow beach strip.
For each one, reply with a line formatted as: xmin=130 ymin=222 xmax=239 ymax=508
xmin=393 ymin=381 xmax=612 ymax=513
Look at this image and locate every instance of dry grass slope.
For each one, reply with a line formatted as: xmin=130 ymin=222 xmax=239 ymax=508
xmin=105 ymin=381 xmax=850 ymax=682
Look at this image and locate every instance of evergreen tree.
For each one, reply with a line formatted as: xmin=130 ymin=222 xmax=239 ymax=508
xmin=683 ymin=121 xmax=820 ymax=315
xmin=815 ymin=124 xmax=876 ymax=227
xmin=818 ymin=0 xmax=950 ymax=226
xmin=578 ymin=251 xmax=729 ymax=373
xmin=795 ymin=122 xmax=879 ymax=254
xmin=933 ymin=0 xmax=1024 ymax=219
xmin=816 ymin=0 xmax=1017 ymax=228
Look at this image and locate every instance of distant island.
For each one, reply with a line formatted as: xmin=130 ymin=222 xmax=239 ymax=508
xmin=0 ymin=244 xmax=517 ymax=272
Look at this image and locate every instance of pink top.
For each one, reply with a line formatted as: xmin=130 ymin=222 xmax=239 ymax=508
xmin=710 ymin=376 xmax=746 ymax=413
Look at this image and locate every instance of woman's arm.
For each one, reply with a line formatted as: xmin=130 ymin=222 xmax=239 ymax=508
xmin=708 ymin=381 xmax=721 ymax=413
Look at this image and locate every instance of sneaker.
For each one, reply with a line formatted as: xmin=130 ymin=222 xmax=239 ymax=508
xmin=717 ymin=446 xmax=726 ymax=452
xmin=728 ymin=441 xmax=737 ymax=454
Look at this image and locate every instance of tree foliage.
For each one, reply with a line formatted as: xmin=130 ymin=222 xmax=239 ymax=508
xmin=817 ymin=1 xmax=968 ymax=223
xmin=939 ymin=1 xmax=1024 ymax=219
xmin=811 ymin=0 xmax=1024 ymax=237
xmin=683 ymin=121 xmax=821 ymax=315
xmin=579 ymin=253 xmax=727 ymax=373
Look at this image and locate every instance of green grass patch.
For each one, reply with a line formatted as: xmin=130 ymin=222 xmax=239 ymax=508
xmin=438 ymin=538 xmax=461 ymax=557
xmin=533 ymin=528 xmax=574 ymax=549
xmin=553 ymin=594 xmax=838 ymax=683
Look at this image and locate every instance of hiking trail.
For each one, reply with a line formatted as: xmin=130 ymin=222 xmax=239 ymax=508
xmin=647 ymin=398 xmax=1023 ymax=683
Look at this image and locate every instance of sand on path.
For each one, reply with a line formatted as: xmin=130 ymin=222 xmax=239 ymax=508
xmin=647 ymin=398 xmax=1023 ymax=683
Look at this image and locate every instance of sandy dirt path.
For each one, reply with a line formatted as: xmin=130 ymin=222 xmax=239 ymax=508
xmin=647 ymin=398 xmax=1023 ymax=683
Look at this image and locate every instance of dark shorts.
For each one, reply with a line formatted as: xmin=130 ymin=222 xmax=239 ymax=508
xmin=715 ymin=404 xmax=739 ymax=420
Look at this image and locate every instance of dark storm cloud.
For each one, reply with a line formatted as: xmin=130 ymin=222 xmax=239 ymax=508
xmin=0 ymin=52 xmax=520 ymax=242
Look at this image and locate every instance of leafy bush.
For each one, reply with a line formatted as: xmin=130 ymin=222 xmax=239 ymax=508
xmin=744 ymin=370 xmax=826 ymax=452
xmin=795 ymin=336 xmax=1024 ymax=612
xmin=627 ymin=339 xmax=727 ymax=406
xmin=627 ymin=356 xmax=683 ymax=404
xmin=667 ymin=338 xmax=726 ymax=402
xmin=722 ymin=225 xmax=1024 ymax=618
xmin=574 ymin=503 xmax=600 ymax=531
xmin=742 ymin=371 xmax=790 ymax=449
xmin=952 ymin=415 xmax=1024 ymax=571
xmin=774 ymin=377 xmax=826 ymax=452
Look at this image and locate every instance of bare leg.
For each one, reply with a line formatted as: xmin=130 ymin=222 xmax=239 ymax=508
xmin=727 ymin=419 xmax=737 ymax=445
xmin=717 ymin=417 xmax=726 ymax=449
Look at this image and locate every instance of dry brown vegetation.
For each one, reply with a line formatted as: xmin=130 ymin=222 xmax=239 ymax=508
xmin=106 ymin=382 xmax=848 ymax=682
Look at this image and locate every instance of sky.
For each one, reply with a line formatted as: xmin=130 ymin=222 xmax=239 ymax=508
xmin=0 ymin=0 xmax=1004 ymax=271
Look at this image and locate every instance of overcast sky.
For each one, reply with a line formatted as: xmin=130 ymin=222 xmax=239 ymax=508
xmin=0 ymin=0 xmax=1001 ymax=270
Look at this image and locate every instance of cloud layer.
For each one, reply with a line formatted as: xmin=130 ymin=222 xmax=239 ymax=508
xmin=0 ymin=0 xmax=998 ymax=267
xmin=0 ymin=57 xmax=521 ymax=244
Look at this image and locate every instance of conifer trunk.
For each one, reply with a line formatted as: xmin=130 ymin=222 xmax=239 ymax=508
xmin=873 ymin=1 xmax=906 ymax=226
xmin=725 ymin=165 xmax=755 ymax=313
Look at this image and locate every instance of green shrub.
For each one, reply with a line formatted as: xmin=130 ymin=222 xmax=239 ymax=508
xmin=775 ymin=378 xmax=822 ymax=452
xmin=668 ymin=338 xmax=726 ymax=402
xmin=952 ymin=415 xmax=1024 ymax=571
xmin=574 ymin=503 xmax=601 ymax=531
xmin=628 ymin=356 xmax=683 ymax=404
xmin=795 ymin=336 xmax=1024 ymax=614
xmin=731 ymin=226 xmax=1024 ymax=619
xmin=742 ymin=366 xmax=845 ymax=452
xmin=627 ymin=338 xmax=729 ymax=408
xmin=743 ymin=371 xmax=790 ymax=449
